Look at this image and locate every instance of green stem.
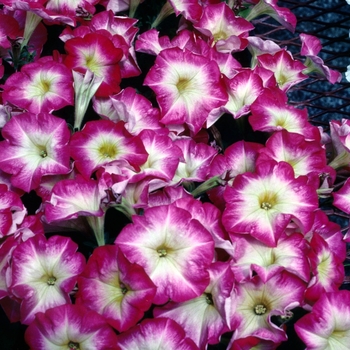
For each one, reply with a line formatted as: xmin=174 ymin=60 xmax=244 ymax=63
xmin=191 ymin=176 xmax=226 ymax=198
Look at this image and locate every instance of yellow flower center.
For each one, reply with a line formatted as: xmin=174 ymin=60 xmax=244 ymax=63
xmin=254 ymin=304 xmax=267 ymax=315
xmin=38 ymin=79 xmax=51 ymax=94
xmin=68 ymin=341 xmax=80 ymax=349
xmin=47 ymin=276 xmax=56 ymax=286
xmin=157 ymin=248 xmax=167 ymax=257
xmin=85 ymin=55 xmax=99 ymax=73
xmin=98 ymin=142 xmax=117 ymax=159
xmin=213 ymin=30 xmax=228 ymax=42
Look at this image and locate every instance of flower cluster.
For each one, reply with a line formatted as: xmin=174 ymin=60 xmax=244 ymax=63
xmin=0 ymin=0 xmax=349 ymax=349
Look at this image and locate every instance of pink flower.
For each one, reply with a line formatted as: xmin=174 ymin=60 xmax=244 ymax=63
xmin=0 ymin=112 xmax=71 ymax=192
xmin=144 ymin=47 xmax=227 ymax=135
xmin=194 ymin=3 xmax=254 ymax=53
xmin=2 ymin=59 xmax=74 ymax=113
xmin=333 ymin=177 xmax=350 ymax=214
xmin=222 ymin=161 xmax=319 ymax=247
xmin=9 ymin=234 xmax=85 ymax=324
xmin=295 ymin=291 xmax=350 ymax=349
xmin=64 ymin=33 xmax=123 ymax=97
xmin=25 ymin=304 xmax=119 ymax=350
xmin=76 ymin=245 xmax=156 ymax=332
xmin=70 ymin=119 xmax=148 ymax=179
xmin=230 ymin=271 xmax=306 ymax=343
xmin=154 ymin=262 xmax=233 ymax=349
xmin=249 ymin=88 xmax=320 ymax=140
xmin=115 ymin=203 xmax=214 ymax=304
xmin=257 ymin=49 xmax=307 ymax=91
xmin=117 ymin=317 xmax=199 ymax=350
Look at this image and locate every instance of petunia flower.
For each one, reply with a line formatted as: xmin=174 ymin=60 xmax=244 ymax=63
xmin=2 ymin=59 xmax=74 ymax=114
xmin=0 ymin=112 xmax=71 ymax=192
xmin=70 ymin=119 xmax=148 ymax=179
xmin=154 ymin=262 xmax=233 ymax=349
xmin=230 ymin=232 xmax=310 ymax=283
xmin=118 ymin=317 xmax=199 ymax=349
xmin=222 ymin=161 xmax=319 ymax=247
xmin=64 ymin=32 xmax=123 ymax=97
xmin=115 ymin=203 xmax=214 ymax=304
xmin=257 ymin=49 xmax=307 ymax=91
xmin=295 ymin=291 xmax=350 ymax=349
xmin=93 ymin=87 xmax=162 ymax=136
xmin=256 ymin=130 xmax=329 ymax=177
xmin=76 ymin=245 xmax=156 ymax=332
xmin=230 ymin=271 xmax=306 ymax=343
xmin=249 ymin=88 xmax=320 ymax=140
xmin=194 ymin=3 xmax=254 ymax=53
xmin=300 ymin=33 xmax=342 ymax=84
xmin=25 ymin=304 xmax=119 ymax=350
xmin=328 ymin=118 xmax=350 ymax=169
xmin=144 ymin=47 xmax=228 ymax=135
xmin=9 ymin=234 xmax=85 ymax=324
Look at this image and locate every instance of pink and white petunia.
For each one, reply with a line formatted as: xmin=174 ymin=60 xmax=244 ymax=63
xmin=154 ymin=262 xmax=233 ymax=349
xmin=76 ymin=245 xmax=156 ymax=332
xmin=115 ymin=203 xmax=214 ymax=304
xmin=117 ymin=317 xmax=199 ymax=350
xmin=144 ymin=47 xmax=228 ymax=135
xmin=0 ymin=112 xmax=71 ymax=192
xmin=194 ymin=3 xmax=254 ymax=53
xmin=171 ymin=138 xmax=218 ymax=184
xmin=295 ymin=291 xmax=350 ymax=349
xmin=256 ymin=130 xmax=329 ymax=177
xmin=168 ymin=0 xmax=203 ymax=22
xmin=129 ymin=129 xmax=182 ymax=186
xmin=257 ymin=49 xmax=307 ymax=91
xmin=0 ymin=184 xmax=26 ymax=238
xmin=93 ymin=87 xmax=162 ymax=136
xmin=249 ymin=88 xmax=320 ymax=140
xmin=44 ymin=176 xmax=109 ymax=245
xmin=9 ymin=234 xmax=85 ymax=324
xmin=300 ymin=33 xmax=342 ymax=84
xmin=305 ymin=232 xmax=345 ymax=304
xmin=333 ymin=177 xmax=350 ymax=214
xmin=2 ymin=59 xmax=74 ymax=113
xmin=70 ymin=119 xmax=148 ymax=179
xmin=222 ymin=161 xmax=319 ymax=247
xmin=230 ymin=271 xmax=306 ymax=343
xmin=25 ymin=304 xmax=119 ymax=350
xmin=229 ymin=232 xmax=310 ymax=283
xmin=245 ymin=0 xmax=297 ymax=33
xmin=328 ymin=118 xmax=350 ymax=169
xmin=64 ymin=32 xmax=123 ymax=97
xmin=208 ymin=69 xmax=264 ymax=126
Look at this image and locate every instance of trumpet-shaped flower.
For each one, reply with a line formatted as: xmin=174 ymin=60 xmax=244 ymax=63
xmin=9 ymin=234 xmax=85 ymax=324
xmin=70 ymin=119 xmax=148 ymax=179
xmin=117 ymin=317 xmax=199 ymax=350
xmin=257 ymin=49 xmax=307 ymax=91
xmin=93 ymin=87 xmax=162 ymax=136
xmin=25 ymin=304 xmax=119 ymax=350
xmin=144 ymin=47 xmax=227 ymax=135
xmin=222 ymin=161 xmax=318 ymax=247
xmin=154 ymin=262 xmax=233 ymax=349
xmin=64 ymin=33 xmax=123 ymax=97
xmin=76 ymin=245 xmax=156 ymax=332
xmin=230 ymin=271 xmax=306 ymax=343
xmin=249 ymin=88 xmax=320 ymax=140
xmin=194 ymin=3 xmax=254 ymax=52
xmin=295 ymin=291 xmax=350 ymax=350
xmin=0 ymin=112 xmax=71 ymax=192
xmin=115 ymin=203 xmax=214 ymax=304
xmin=2 ymin=59 xmax=74 ymax=113
xmin=257 ymin=130 xmax=329 ymax=177
xmin=230 ymin=232 xmax=310 ymax=283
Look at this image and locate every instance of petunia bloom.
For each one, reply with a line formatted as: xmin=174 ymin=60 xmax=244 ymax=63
xmin=295 ymin=291 xmax=350 ymax=349
xmin=76 ymin=245 xmax=156 ymax=332
xmin=25 ymin=304 xmax=119 ymax=350
xmin=144 ymin=47 xmax=227 ymax=135
xmin=222 ymin=161 xmax=319 ymax=247
xmin=2 ymin=59 xmax=74 ymax=113
xmin=115 ymin=203 xmax=214 ymax=304
xmin=9 ymin=234 xmax=85 ymax=324
xmin=0 ymin=112 xmax=71 ymax=192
